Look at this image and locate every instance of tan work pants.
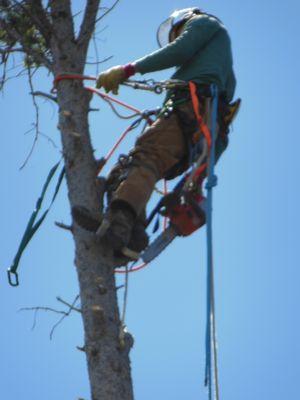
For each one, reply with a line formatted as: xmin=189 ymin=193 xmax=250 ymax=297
xmin=110 ymin=100 xmax=215 ymax=216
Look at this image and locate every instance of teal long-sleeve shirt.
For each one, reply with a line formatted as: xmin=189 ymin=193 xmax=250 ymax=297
xmin=134 ymin=14 xmax=236 ymax=101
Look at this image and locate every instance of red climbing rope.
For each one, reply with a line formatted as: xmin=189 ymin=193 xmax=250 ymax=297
xmin=53 ymin=74 xmax=143 ymax=114
xmin=86 ymin=86 xmax=142 ymax=115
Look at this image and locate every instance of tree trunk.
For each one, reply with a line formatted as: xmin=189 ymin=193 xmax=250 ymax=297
xmin=49 ymin=3 xmax=134 ymax=400
xmin=55 ymin=78 xmax=134 ymax=400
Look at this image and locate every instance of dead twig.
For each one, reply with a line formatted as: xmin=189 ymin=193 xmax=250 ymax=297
xmin=31 ymin=90 xmax=57 ymax=103
xmin=19 ymin=294 xmax=81 ymax=340
xmin=55 ymin=221 xmax=73 ymax=232
xmin=49 ymin=295 xmax=80 ymax=339
xmin=19 ymin=66 xmax=41 ymax=170
xmin=96 ymin=0 xmax=121 ymax=23
xmin=56 ymin=296 xmax=81 ymax=313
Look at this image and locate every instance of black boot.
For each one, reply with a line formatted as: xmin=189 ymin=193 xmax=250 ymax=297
xmin=128 ymin=219 xmax=149 ymax=253
xmin=72 ymin=203 xmax=149 ymax=260
xmin=97 ymin=202 xmax=136 ymax=255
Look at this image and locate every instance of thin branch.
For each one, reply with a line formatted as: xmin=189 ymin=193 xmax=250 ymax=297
xmin=94 ymin=25 xmax=109 ymax=36
xmin=95 ymin=0 xmax=121 ymax=23
xmin=19 ymin=66 xmax=40 ymax=170
xmin=0 ymin=65 xmax=28 ymax=91
xmin=55 ymin=221 xmax=73 ymax=232
xmin=56 ymin=296 xmax=81 ymax=313
xmin=19 ymin=295 xmax=81 ymax=340
xmin=0 ymin=47 xmax=23 ymax=54
xmin=40 ymin=132 xmax=59 ymax=150
xmin=92 ymin=32 xmax=100 ymax=75
xmin=49 ymin=295 xmax=80 ymax=339
xmin=19 ymin=306 xmax=68 ymax=331
xmin=86 ymin=55 xmax=113 ymax=66
xmin=31 ymin=90 xmax=57 ymax=102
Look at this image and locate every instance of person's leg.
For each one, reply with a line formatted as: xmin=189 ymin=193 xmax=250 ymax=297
xmin=110 ymin=112 xmax=187 ymax=216
xmin=98 ymin=110 xmax=188 ymax=254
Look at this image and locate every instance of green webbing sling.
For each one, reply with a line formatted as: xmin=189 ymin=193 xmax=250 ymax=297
xmin=7 ymin=162 xmax=65 ymax=287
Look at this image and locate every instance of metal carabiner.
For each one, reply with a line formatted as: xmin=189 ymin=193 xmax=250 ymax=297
xmin=7 ymin=270 xmax=19 ymax=287
xmin=154 ymin=85 xmax=163 ymax=95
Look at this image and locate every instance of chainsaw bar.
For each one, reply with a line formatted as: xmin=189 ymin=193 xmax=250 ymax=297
xmin=141 ymin=225 xmax=178 ymax=264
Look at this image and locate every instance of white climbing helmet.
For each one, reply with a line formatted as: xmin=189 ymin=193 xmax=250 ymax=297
xmin=156 ymin=7 xmax=202 ymax=47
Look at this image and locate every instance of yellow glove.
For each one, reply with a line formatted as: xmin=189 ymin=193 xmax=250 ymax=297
xmin=96 ymin=65 xmax=126 ymax=95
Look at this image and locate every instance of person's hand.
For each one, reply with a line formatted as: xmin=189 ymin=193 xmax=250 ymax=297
xmin=96 ymin=65 xmax=126 ymax=95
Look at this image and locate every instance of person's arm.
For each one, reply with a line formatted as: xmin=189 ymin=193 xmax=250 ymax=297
xmin=96 ymin=15 xmax=223 ymax=93
xmin=134 ymin=15 xmax=222 ymax=74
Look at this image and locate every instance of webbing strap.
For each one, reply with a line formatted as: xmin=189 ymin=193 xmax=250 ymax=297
xmin=7 ymin=163 xmax=65 ymax=286
xmin=204 ymin=85 xmax=220 ymax=400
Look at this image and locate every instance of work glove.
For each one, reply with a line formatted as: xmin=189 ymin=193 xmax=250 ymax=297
xmin=96 ymin=65 xmax=126 ymax=95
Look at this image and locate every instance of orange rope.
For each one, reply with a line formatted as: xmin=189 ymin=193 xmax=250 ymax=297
xmin=86 ymin=87 xmax=142 ymax=114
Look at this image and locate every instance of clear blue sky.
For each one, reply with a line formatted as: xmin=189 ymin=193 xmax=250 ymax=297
xmin=1 ymin=1 xmax=299 ymax=399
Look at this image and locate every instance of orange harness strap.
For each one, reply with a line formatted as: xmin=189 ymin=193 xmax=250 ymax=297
xmin=189 ymin=81 xmax=212 ymax=148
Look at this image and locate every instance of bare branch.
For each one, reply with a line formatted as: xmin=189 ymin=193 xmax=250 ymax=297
xmin=92 ymin=32 xmax=100 ymax=75
xmin=31 ymin=90 xmax=57 ymax=102
xmin=56 ymin=296 xmax=81 ymax=313
xmin=0 ymin=47 xmax=23 ymax=54
xmin=77 ymin=0 xmax=101 ymax=47
xmin=19 ymin=66 xmax=40 ymax=170
xmin=19 ymin=306 xmax=67 ymax=331
xmin=19 ymin=295 xmax=81 ymax=340
xmin=86 ymin=55 xmax=113 ymax=66
xmin=49 ymin=295 xmax=80 ymax=339
xmin=55 ymin=221 xmax=73 ymax=232
xmin=95 ymin=0 xmax=121 ymax=23
xmin=40 ymin=132 xmax=59 ymax=150
xmin=1 ymin=61 xmax=29 ymax=91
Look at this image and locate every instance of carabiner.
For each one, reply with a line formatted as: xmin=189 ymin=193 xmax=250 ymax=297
xmin=154 ymin=85 xmax=163 ymax=95
xmin=7 ymin=270 xmax=19 ymax=287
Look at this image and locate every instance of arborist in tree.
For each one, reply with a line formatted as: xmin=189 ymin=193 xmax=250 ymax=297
xmin=72 ymin=7 xmax=238 ymax=261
